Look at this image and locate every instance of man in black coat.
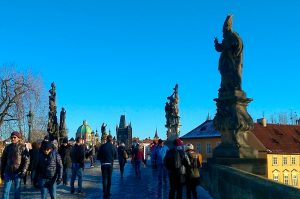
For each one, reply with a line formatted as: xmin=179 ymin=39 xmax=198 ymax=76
xmin=70 ymin=137 xmax=85 ymax=194
xmin=35 ymin=141 xmax=63 ymax=199
xmin=58 ymin=137 xmax=72 ymax=185
xmin=98 ymin=135 xmax=117 ymax=198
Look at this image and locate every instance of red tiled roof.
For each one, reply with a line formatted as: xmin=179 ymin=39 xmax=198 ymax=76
xmin=252 ymin=123 xmax=300 ymax=154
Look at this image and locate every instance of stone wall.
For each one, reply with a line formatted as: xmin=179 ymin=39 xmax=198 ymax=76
xmin=201 ymin=163 xmax=300 ymax=199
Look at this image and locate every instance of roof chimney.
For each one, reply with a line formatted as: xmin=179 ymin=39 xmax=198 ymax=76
xmin=257 ymin=118 xmax=267 ymax=127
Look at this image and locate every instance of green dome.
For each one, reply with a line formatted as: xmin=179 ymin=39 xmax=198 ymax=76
xmin=76 ymin=120 xmax=93 ymax=140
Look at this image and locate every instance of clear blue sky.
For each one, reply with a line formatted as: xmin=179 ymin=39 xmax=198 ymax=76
xmin=1 ymin=1 xmax=300 ymax=140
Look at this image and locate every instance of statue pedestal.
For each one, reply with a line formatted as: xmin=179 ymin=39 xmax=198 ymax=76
xmin=213 ymin=90 xmax=254 ymax=158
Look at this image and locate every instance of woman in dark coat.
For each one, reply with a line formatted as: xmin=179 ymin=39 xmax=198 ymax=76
xmin=117 ymin=143 xmax=127 ymax=179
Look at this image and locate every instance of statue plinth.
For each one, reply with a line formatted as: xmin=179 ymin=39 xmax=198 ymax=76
xmin=213 ymin=90 xmax=254 ymax=158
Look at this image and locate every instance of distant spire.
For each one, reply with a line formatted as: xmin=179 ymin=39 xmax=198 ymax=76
xmin=206 ymin=112 xmax=211 ymax=121
xmin=154 ymin=128 xmax=159 ymax=139
xmin=119 ymin=115 xmax=126 ymax=128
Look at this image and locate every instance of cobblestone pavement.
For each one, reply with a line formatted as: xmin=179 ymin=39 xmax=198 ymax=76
xmin=0 ymin=160 xmax=213 ymax=199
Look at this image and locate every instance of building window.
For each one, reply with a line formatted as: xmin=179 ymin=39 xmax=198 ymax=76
xmin=206 ymin=143 xmax=212 ymax=154
xmin=273 ymin=174 xmax=279 ymax=182
xmin=283 ymin=157 xmax=288 ymax=165
xmin=196 ymin=143 xmax=201 ymax=153
xmin=284 ymin=174 xmax=289 ymax=185
xmin=272 ymin=157 xmax=278 ymax=165
xmin=292 ymin=174 xmax=298 ymax=187
xmin=291 ymin=156 xmax=296 ymax=165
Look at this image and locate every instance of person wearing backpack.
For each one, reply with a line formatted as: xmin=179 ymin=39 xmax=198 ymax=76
xmin=117 ymin=142 xmax=127 ymax=179
xmin=164 ymin=138 xmax=189 ymax=199
xmin=185 ymin=143 xmax=203 ymax=199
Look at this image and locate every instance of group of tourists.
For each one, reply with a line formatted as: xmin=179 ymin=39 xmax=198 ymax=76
xmin=1 ymin=130 xmax=202 ymax=199
xmin=151 ymin=138 xmax=203 ymax=199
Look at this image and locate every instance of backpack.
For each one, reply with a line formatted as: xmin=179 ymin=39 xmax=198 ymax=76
xmin=186 ymin=152 xmax=200 ymax=179
xmin=165 ymin=148 xmax=182 ymax=171
xmin=123 ymin=150 xmax=128 ymax=159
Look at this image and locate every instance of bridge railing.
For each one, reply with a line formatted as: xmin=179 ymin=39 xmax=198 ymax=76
xmin=201 ymin=162 xmax=300 ymax=199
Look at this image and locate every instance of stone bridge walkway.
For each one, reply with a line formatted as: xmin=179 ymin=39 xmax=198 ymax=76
xmin=0 ymin=160 xmax=213 ymax=199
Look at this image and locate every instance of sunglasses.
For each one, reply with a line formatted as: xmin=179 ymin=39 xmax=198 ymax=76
xmin=10 ymin=136 xmax=18 ymax=139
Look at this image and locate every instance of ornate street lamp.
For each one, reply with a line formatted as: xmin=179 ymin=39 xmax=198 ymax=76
xmin=27 ymin=110 xmax=33 ymax=142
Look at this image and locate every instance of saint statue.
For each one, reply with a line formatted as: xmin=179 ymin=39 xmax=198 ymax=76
xmin=214 ymin=15 xmax=243 ymax=92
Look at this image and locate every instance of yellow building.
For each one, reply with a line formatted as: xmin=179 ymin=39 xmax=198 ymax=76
xmin=252 ymin=122 xmax=300 ymax=189
xmin=181 ymin=119 xmax=300 ymax=189
xmin=181 ymin=120 xmax=221 ymax=162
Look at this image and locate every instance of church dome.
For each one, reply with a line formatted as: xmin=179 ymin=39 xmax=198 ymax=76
xmin=76 ymin=120 xmax=93 ymax=142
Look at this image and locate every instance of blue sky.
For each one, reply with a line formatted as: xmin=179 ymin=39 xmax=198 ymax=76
xmin=1 ymin=1 xmax=300 ymax=140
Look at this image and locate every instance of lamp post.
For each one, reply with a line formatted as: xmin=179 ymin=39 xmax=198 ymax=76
xmin=27 ymin=110 xmax=33 ymax=142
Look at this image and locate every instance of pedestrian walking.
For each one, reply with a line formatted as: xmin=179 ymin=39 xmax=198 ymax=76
xmin=117 ymin=143 xmax=127 ymax=179
xmin=29 ymin=141 xmax=40 ymax=187
xmin=185 ymin=143 xmax=203 ymax=199
xmin=150 ymin=140 xmax=158 ymax=169
xmin=58 ymin=137 xmax=72 ymax=185
xmin=1 ymin=131 xmax=30 ymax=199
xmin=35 ymin=141 xmax=63 ymax=199
xmin=97 ymin=135 xmax=117 ymax=198
xmin=153 ymin=139 xmax=168 ymax=184
xmin=132 ymin=143 xmax=145 ymax=178
xmin=164 ymin=138 xmax=189 ymax=199
xmin=70 ymin=137 xmax=85 ymax=194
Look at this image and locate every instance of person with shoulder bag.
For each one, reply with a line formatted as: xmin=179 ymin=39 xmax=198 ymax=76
xmin=117 ymin=143 xmax=127 ymax=179
xmin=185 ymin=143 xmax=203 ymax=199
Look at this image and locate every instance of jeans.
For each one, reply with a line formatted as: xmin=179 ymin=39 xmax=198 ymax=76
xmin=39 ymin=178 xmax=57 ymax=199
xmin=2 ymin=174 xmax=22 ymax=199
xmin=62 ymin=167 xmax=70 ymax=185
xmin=134 ymin=160 xmax=141 ymax=177
xmin=157 ymin=164 xmax=168 ymax=183
xmin=70 ymin=163 xmax=83 ymax=192
xmin=101 ymin=164 xmax=113 ymax=196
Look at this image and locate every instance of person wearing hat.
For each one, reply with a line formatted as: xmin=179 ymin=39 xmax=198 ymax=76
xmin=58 ymin=137 xmax=72 ymax=185
xmin=97 ymin=134 xmax=117 ymax=198
xmin=164 ymin=138 xmax=189 ymax=199
xmin=70 ymin=136 xmax=85 ymax=194
xmin=153 ymin=139 xmax=169 ymax=184
xmin=35 ymin=140 xmax=63 ymax=199
xmin=1 ymin=131 xmax=29 ymax=199
xmin=185 ymin=143 xmax=202 ymax=199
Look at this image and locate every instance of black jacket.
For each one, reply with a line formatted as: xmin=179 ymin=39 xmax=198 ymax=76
xmin=98 ymin=141 xmax=117 ymax=165
xmin=70 ymin=143 xmax=85 ymax=168
xmin=58 ymin=144 xmax=72 ymax=168
xmin=35 ymin=150 xmax=63 ymax=180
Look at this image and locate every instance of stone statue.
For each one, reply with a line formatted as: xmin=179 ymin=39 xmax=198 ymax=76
xmin=59 ymin=107 xmax=67 ymax=138
xmin=213 ymin=16 xmax=254 ymax=158
xmin=47 ymin=82 xmax=59 ymax=141
xmin=165 ymin=84 xmax=180 ymax=138
xmin=214 ymin=15 xmax=243 ymax=92
xmin=101 ymin=123 xmax=107 ymax=134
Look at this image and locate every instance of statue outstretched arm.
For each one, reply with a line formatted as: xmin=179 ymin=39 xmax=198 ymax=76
xmin=214 ymin=37 xmax=223 ymax=52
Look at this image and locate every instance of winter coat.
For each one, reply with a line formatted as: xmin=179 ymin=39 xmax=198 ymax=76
xmin=97 ymin=141 xmax=117 ymax=165
xmin=117 ymin=145 xmax=127 ymax=165
xmin=35 ymin=150 xmax=63 ymax=180
xmin=70 ymin=143 xmax=85 ymax=168
xmin=58 ymin=144 xmax=72 ymax=168
xmin=1 ymin=143 xmax=30 ymax=178
xmin=29 ymin=148 xmax=40 ymax=171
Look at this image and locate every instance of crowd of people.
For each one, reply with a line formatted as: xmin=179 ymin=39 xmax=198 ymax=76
xmin=1 ymin=131 xmax=202 ymax=199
